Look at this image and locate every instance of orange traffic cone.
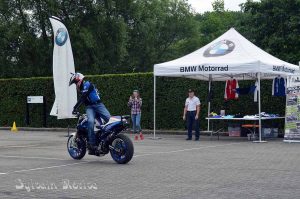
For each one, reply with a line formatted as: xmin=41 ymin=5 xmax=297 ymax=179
xmin=11 ymin=121 xmax=18 ymax=132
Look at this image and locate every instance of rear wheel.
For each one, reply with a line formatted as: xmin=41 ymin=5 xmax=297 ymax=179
xmin=67 ymin=135 xmax=86 ymax=160
xmin=110 ymin=134 xmax=134 ymax=164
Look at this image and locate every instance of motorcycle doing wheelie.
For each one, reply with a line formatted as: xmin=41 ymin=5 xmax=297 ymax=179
xmin=67 ymin=113 xmax=134 ymax=164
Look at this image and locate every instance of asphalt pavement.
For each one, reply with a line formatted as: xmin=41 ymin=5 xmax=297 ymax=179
xmin=0 ymin=130 xmax=300 ymax=199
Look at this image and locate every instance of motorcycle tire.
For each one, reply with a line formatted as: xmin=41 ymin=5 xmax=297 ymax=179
xmin=110 ymin=134 xmax=134 ymax=164
xmin=67 ymin=135 xmax=86 ymax=160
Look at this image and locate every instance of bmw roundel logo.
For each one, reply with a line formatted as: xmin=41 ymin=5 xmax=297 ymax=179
xmin=55 ymin=28 xmax=68 ymax=46
xmin=203 ymin=40 xmax=235 ymax=57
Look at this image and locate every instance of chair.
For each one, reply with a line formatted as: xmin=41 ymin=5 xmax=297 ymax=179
xmin=241 ymin=124 xmax=260 ymax=141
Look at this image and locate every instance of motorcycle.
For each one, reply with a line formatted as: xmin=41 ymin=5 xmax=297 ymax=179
xmin=67 ymin=113 xmax=134 ymax=164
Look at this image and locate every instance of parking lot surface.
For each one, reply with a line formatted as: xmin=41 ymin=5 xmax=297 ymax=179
xmin=0 ymin=130 xmax=300 ymax=199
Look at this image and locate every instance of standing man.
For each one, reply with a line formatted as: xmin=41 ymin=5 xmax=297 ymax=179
xmin=183 ymin=89 xmax=201 ymax=141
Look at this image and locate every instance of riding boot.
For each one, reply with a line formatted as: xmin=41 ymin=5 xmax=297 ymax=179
xmin=88 ymin=145 xmax=98 ymax=155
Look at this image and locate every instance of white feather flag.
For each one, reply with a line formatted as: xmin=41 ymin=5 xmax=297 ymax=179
xmin=49 ymin=16 xmax=77 ymax=119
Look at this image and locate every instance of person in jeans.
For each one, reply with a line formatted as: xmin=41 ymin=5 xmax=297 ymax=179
xmin=128 ymin=90 xmax=144 ymax=140
xmin=183 ymin=89 xmax=201 ymax=141
xmin=69 ymin=72 xmax=111 ymax=155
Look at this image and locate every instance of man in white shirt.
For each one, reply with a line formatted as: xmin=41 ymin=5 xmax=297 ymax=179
xmin=183 ymin=89 xmax=201 ymax=141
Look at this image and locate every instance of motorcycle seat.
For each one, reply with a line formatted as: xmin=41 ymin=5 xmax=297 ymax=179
xmin=95 ymin=116 xmax=121 ymax=129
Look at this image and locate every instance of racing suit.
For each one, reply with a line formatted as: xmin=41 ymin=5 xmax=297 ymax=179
xmin=73 ymin=81 xmax=111 ymax=146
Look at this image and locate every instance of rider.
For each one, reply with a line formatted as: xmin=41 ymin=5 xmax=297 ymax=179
xmin=69 ymin=72 xmax=111 ymax=155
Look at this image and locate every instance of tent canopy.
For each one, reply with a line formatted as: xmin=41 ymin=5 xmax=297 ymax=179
xmin=154 ymin=28 xmax=299 ymax=81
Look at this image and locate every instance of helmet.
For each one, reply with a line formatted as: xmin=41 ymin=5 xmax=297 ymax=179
xmin=69 ymin=72 xmax=85 ymax=88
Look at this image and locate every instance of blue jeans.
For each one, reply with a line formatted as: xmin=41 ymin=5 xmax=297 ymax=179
xmin=187 ymin=111 xmax=200 ymax=139
xmin=86 ymin=103 xmax=111 ymax=146
xmin=131 ymin=113 xmax=141 ymax=134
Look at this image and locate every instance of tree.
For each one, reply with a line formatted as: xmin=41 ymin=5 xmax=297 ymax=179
xmin=124 ymin=0 xmax=201 ymax=72
xmin=0 ymin=0 xmax=201 ymax=77
xmin=194 ymin=10 xmax=243 ymax=47
xmin=240 ymin=0 xmax=300 ymax=64
xmin=212 ymin=0 xmax=225 ymax=12
xmin=2 ymin=0 xmax=299 ymax=78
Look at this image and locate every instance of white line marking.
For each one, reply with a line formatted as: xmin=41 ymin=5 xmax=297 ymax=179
xmin=0 ymin=155 xmax=67 ymax=161
xmin=0 ymin=142 xmax=242 ymax=175
xmin=0 ymin=145 xmax=66 ymax=150
xmin=21 ymin=146 xmax=65 ymax=149
xmin=1 ymin=162 xmax=91 ymax=175
xmin=0 ymin=144 xmax=42 ymax=148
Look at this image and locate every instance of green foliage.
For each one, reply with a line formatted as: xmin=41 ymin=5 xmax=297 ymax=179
xmin=0 ymin=0 xmax=198 ymax=77
xmin=0 ymin=73 xmax=285 ymax=130
xmin=212 ymin=0 xmax=225 ymax=12
xmin=1 ymin=0 xmax=299 ymax=78
xmin=194 ymin=10 xmax=244 ymax=47
xmin=239 ymin=0 xmax=300 ymax=64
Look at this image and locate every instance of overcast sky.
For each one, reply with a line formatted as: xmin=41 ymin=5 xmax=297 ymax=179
xmin=187 ymin=0 xmax=253 ymax=13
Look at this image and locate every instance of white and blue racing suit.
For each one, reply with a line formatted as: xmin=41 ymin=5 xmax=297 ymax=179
xmin=73 ymin=81 xmax=111 ymax=146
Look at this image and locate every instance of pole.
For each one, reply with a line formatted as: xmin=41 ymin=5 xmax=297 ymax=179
xmin=254 ymin=72 xmax=266 ymax=143
xmin=26 ymin=99 xmax=30 ymax=126
xmin=151 ymin=75 xmax=161 ymax=140
xmin=43 ymin=96 xmax=47 ymax=127
xmin=64 ymin=119 xmax=70 ymax=137
xmin=258 ymin=72 xmax=262 ymax=142
xmin=153 ymin=75 xmax=156 ymax=139
xmin=207 ymin=75 xmax=212 ymax=131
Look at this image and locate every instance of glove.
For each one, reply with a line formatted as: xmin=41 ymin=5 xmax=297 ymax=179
xmin=72 ymin=109 xmax=78 ymax=115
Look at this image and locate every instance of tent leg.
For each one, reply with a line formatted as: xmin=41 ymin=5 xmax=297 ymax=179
xmin=150 ymin=75 xmax=161 ymax=140
xmin=207 ymin=75 xmax=212 ymax=131
xmin=254 ymin=72 xmax=267 ymax=143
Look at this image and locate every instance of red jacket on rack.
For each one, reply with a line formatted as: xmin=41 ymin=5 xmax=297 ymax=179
xmin=224 ymin=79 xmax=239 ymax=100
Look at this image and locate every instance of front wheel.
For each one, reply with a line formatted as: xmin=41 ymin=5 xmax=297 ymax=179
xmin=67 ymin=135 xmax=86 ymax=160
xmin=110 ymin=134 xmax=134 ymax=164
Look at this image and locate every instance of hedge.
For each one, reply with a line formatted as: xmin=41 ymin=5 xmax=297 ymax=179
xmin=0 ymin=72 xmax=286 ymax=130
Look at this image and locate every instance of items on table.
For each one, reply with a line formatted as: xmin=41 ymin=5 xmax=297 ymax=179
xmin=234 ymin=113 xmax=244 ymax=118
xmin=243 ymin=112 xmax=280 ymax=119
xmin=209 ymin=112 xmax=280 ymax=119
xmin=220 ymin=110 xmax=225 ymax=116
xmin=223 ymin=115 xmax=235 ymax=119
xmin=209 ymin=112 xmax=222 ymax=118
xmin=272 ymin=76 xmax=286 ymax=96
xmin=209 ymin=112 xmax=234 ymax=118
xmin=224 ymin=78 xmax=239 ymax=100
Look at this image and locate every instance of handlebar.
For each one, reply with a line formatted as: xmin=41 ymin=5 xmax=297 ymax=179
xmin=121 ymin=115 xmax=130 ymax=120
xmin=72 ymin=111 xmax=81 ymax=118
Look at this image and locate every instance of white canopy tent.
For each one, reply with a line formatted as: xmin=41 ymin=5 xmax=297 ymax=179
xmin=153 ymin=28 xmax=299 ymax=142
